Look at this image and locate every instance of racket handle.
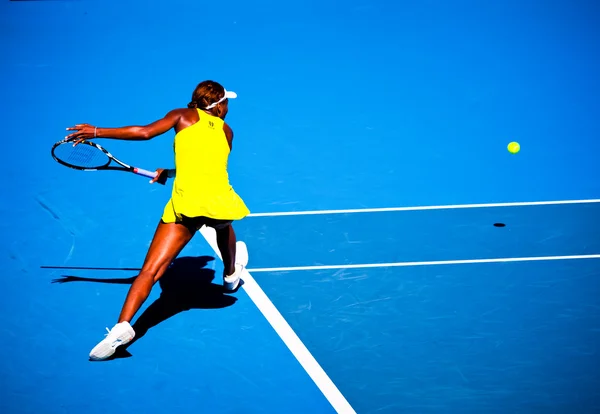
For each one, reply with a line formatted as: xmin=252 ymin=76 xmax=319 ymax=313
xmin=134 ymin=167 xmax=157 ymax=178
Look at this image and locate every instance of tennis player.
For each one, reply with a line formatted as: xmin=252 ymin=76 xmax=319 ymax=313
xmin=66 ymin=80 xmax=250 ymax=361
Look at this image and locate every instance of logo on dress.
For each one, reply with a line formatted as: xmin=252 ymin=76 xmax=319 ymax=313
xmin=208 ymin=121 xmax=214 ymax=128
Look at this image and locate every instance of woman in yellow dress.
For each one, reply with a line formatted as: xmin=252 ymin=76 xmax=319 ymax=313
xmin=65 ymin=80 xmax=250 ymax=360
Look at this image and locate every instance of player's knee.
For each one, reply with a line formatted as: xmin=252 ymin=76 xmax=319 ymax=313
xmin=138 ymin=263 xmax=168 ymax=283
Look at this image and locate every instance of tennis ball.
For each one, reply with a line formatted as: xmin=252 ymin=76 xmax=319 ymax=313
xmin=507 ymin=141 xmax=520 ymax=154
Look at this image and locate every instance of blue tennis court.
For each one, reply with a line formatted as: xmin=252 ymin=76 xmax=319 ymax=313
xmin=2 ymin=0 xmax=600 ymax=413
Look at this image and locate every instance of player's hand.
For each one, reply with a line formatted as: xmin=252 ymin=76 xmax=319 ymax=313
xmin=65 ymin=124 xmax=97 ymax=145
xmin=151 ymin=168 xmax=169 ymax=185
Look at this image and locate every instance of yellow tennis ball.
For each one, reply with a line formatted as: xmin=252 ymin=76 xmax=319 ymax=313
xmin=507 ymin=141 xmax=520 ymax=154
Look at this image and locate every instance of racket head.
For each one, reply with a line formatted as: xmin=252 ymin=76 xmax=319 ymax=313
xmin=51 ymin=140 xmax=111 ymax=170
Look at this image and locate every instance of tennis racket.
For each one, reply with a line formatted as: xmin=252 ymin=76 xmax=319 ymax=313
xmin=51 ymin=139 xmax=167 ymax=184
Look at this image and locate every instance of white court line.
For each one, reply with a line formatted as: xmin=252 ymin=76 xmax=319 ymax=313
xmin=248 ymin=198 xmax=600 ymax=217
xmin=248 ymin=254 xmax=600 ymax=273
xmin=199 ymin=225 xmax=356 ymax=414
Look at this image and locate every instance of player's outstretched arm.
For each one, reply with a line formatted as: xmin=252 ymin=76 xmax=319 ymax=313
xmin=65 ymin=109 xmax=186 ymax=144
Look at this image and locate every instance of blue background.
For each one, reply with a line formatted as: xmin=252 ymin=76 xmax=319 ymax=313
xmin=1 ymin=0 xmax=599 ymax=413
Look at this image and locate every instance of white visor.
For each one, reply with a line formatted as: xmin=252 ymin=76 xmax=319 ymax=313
xmin=205 ymin=89 xmax=237 ymax=109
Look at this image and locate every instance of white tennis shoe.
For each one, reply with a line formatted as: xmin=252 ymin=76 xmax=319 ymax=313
xmin=224 ymin=241 xmax=248 ymax=291
xmin=89 ymin=321 xmax=135 ymax=361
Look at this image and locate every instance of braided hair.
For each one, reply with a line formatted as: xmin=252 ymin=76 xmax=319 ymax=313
xmin=188 ymin=80 xmax=226 ymax=110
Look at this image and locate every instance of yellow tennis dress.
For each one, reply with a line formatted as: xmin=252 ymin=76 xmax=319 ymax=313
xmin=161 ymin=110 xmax=250 ymax=223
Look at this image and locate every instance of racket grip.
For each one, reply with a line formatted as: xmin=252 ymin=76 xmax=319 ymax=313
xmin=134 ymin=167 xmax=157 ymax=178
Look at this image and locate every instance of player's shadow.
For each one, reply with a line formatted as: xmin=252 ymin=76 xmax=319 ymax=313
xmin=52 ymin=255 xmax=239 ymax=360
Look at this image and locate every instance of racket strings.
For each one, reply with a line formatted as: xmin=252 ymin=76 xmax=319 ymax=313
xmin=54 ymin=142 xmax=110 ymax=168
